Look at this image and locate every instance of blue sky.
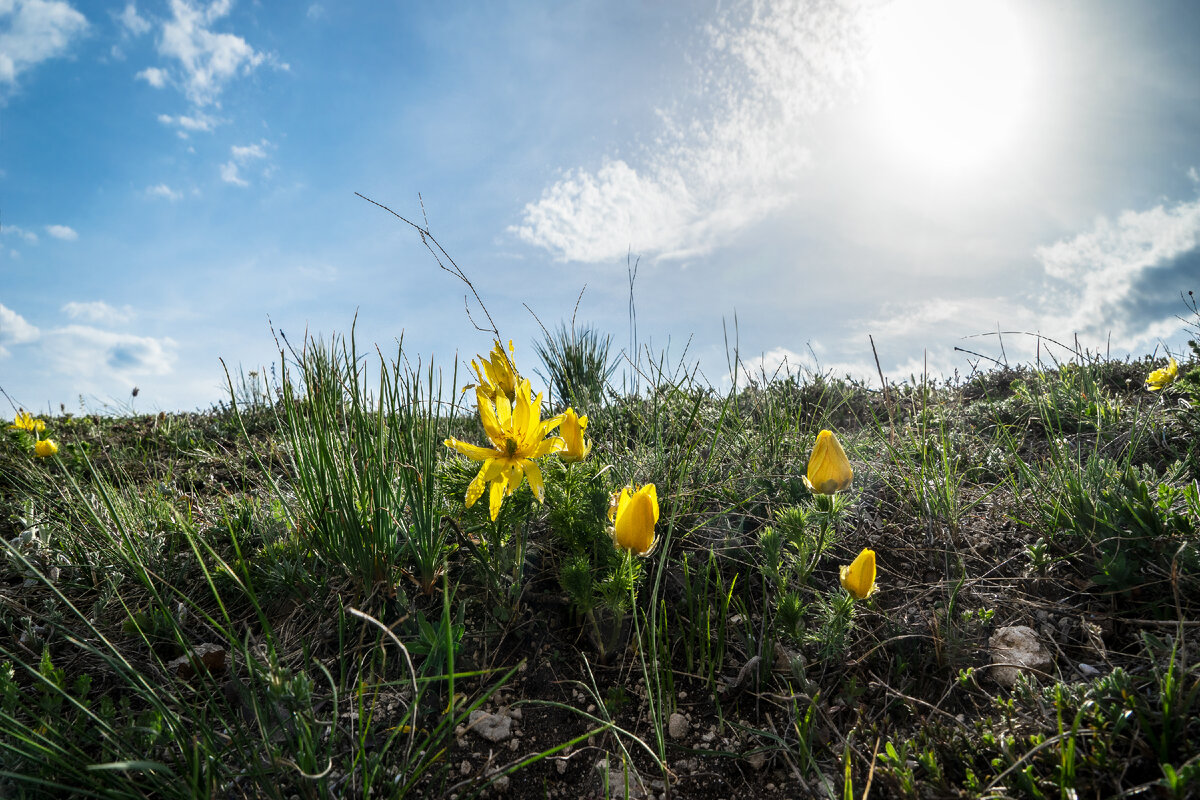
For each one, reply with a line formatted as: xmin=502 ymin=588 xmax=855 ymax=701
xmin=2 ymin=0 xmax=1199 ymax=413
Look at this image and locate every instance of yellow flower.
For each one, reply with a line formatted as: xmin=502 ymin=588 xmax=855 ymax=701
xmin=558 ymin=407 xmax=591 ymax=462
xmin=1145 ymin=357 xmax=1179 ymax=391
xmin=803 ymin=429 xmax=853 ymax=494
xmin=839 ymin=548 xmax=876 ymax=600
xmin=34 ymin=439 xmax=58 ymax=458
xmin=471 ymin=339 xmax=521 ymax=403
xmin=9 ymin=411 xmax=45 ymax=434
xmin=611 ymin=483 xmax=659 ymax=556
xmin=444 ymin=378 xmax=563 ymax=520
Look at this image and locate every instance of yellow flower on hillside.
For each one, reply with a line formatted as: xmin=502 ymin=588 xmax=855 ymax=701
xmin=611 ymin=483 xmax=659 ymax=556
xmin=840 ymin=548 xmax=877 ymax=600
xmin=558 ymin=407 xmax=591 ymax=463
xmin=9 ymin=411 xmax=45 ymax=434
xmin=803 ymin=429 xmax=853 ymax=494
xmin=471 ymin=339 xmax=521 ymax=403
xmin=1145 ymin=357 xmax=1179 ymax=392
xmin=444 ymin=379 xmax=563 ymax=521
xmin=34 ymin=439 xmax=58 ymax=458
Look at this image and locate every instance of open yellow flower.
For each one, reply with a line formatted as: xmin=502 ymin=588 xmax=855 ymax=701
xmin=34 ymin=439 xmax=58 ymax=458
xmin=444 ymin=379 xmax=563 ymax=520
xmin=471 ymin=339 xmax=521 ymax=403
xmin=611 ymin=483 xmax=659 ymax=556
xmin=1145 ymin=357 xmax=1179 ymax=391
xmin=840 ymin=548 xmax=876 ymax=600
xmin=558 ymin=407 xmax=591 ymax=463
xmin=9 ymin=411 xmax=45 ymax=434
xmin=803 ymin=429 xmax=853 ymax=494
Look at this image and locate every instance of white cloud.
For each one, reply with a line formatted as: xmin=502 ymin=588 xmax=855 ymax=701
xmin=146 ymin=183 xmax=182 ymax=200
xmin=220 ymin=139 xmax=270 ymax=186
xmin=512 ymin=0 xmax=865 ymax=263
xmin=42 ymin=324 xmax=176 ymax=379
xmin=306 ymin=4 xmax=324 ymax=21
xmin=136 ymin=65 xmax=167 ymax=87
xmin=1034 ymin=196 xmax=1200 ymax=349
xmin=156 ymin=110 xmax=220 ymax=132
xmin=219 ymin=160 xmax=247 ymax=186
xmin=0 ymin=0 xmax=88 ymax=89
xmin=0 ymin=301 xmax=40 ymax=359
xmin=152 ymin=0 xmax=280 ymax=107
xmin=61 ymin=300 xmax=135 ymax=325
xmin=44 ymin=223 xmax=77 ymax=240
xmin=117 ymin=2 xmax=150 ymax=35
xmin=857 ymin=192 xmax=1200 ymax=369
xmin=230 ymin=141 xmax=266 ymax=161
xmin=2 ymin=223 xmax=38 ymax=243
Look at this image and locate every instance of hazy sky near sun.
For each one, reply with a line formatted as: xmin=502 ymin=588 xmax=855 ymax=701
xmin=2 ymin=0 xmax=1199 ymax=412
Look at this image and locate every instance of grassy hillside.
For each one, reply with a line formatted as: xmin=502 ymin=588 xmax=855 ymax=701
xmin=2 ymin=326 xmax=1198 ymax=799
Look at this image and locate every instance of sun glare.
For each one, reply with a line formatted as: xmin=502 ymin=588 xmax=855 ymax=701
xmin=866 ymin=0 xmax=1035 ymax=175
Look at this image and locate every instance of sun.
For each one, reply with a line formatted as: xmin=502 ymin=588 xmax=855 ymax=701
xmin=864 ymin=0 xmax=1036 ymax=175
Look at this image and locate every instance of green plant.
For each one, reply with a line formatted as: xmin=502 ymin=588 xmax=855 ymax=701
xmin=533 ymin=322 xmax=617 ymax=411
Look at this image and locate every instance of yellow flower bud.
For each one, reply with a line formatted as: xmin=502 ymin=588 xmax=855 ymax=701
xmin=1145 ymin=357 xmax=1178 ymax=391
xmin=612 ymin=483 xmax=659 ymax=556
xmin=34 ymin=439 xmax=58 ymax=458
xmin=558 ymin=407 xmax=591 ymax=463
xmin=839 ymin=548 xmax=877 ymax=600
xmin=803 ymin=429 xmax=853 ymax=494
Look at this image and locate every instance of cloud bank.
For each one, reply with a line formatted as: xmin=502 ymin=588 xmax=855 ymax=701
xmin=0 ymin=0 xmax=87 ymax=91
xmin=512 ymin=0 xmax=865 ymax=263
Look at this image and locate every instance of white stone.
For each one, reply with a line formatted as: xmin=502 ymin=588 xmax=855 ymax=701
xmin=989 ymin=625 xmax=1053 ymax=687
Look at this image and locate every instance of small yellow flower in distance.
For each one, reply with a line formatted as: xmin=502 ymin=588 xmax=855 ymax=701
xmin=803 ymin=429 xmax=853 ymax=494
xmin=9 ymin=411 xmax=45 ymax=434
xmin=612 ymin=483 xmax=659 ymax=556
xmin=471 ymin=339 xmax=521 ymax=403
xmin=444 ymin=379 xmax=564 ymax=521
xmin=840 ymin=548 xmax=876 ymax=600
xmin=558 ymin=407 xmax=591 ymax=462
xmin=1145 ymin=357 xmax=1179 ymax=392
xmin=34 ymin=439 xmax=58 ymax=458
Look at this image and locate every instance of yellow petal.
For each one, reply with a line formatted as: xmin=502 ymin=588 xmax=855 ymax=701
xmin=839 ymin=548 xmax=876 ymax=600
xmin=444 ymin=437 xmax=501 ymax=462
xmin=488 ymin=473 xmax=508 ymax=520
xmin=465 ymin=459 xmax=500 ymax=508
xmin=495 ymin=393 xmax=513 ymax=429
xmin=806 ymin=430 xmax=853 ymax=494
xmin=34 ymin=438 xmax=59 ymax=458
xmin=524 ymin=459 xmax=545 ymax=502
xmin=477 ymin=391 xmax=506 ymax=445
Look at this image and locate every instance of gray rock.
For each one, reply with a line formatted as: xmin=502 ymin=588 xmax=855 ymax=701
xmin=989 ymin=625 xmax=1053 ymax=687
xmin=668 ymin=712 xmax=689 ymax=740
xmin=594 ymin=757 xmax=649 ymax=799
xmin=469 ymin=710 xmax=513 ymax=743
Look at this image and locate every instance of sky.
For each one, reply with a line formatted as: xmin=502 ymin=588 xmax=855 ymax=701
xmin=2 ymin=0 xmax=1199 ymax=414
